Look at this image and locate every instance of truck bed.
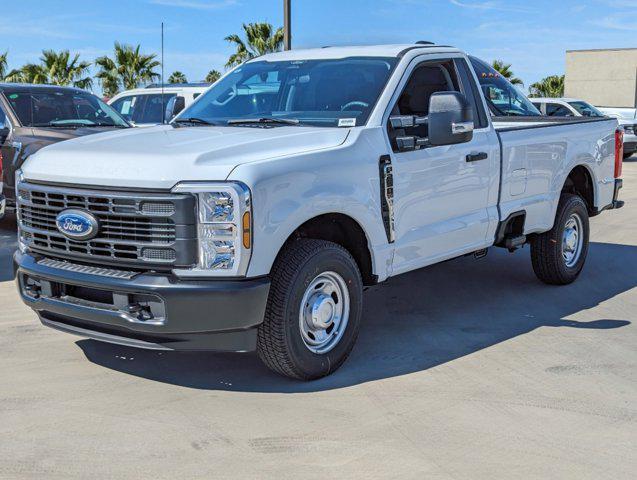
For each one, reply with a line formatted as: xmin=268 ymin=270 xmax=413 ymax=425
xmin=494 ymin=116 xmax=618 ymax=237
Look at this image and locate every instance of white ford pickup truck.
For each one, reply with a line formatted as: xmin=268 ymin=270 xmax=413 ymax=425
xmin=14 ymin=44 xmax=625 ymax=380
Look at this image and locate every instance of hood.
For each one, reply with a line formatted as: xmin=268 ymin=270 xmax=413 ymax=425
xmin=22 ymin=124 xmax=350 ymax=189
xmin=16 ymin=126 xmax=126 ymax=158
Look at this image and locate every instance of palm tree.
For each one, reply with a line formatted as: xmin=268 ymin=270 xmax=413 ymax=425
xmin=205 ymin=69 xmax=221 ymax=83
xmin=0 ymin=52 xmax=8 ymax=80
xmin=492 ymin=60 xmax=523 ymax=86
xmin=168 ymin=71 xmax=187 ymax=84
xmin=529 ymin=75 xmax=565 ymax=98
xmin=6 ymin=50 xmax=92 ymax=88
xmin=95 ymin=42 xmax=160 ymax=97
xmin=225 ymin=22 xmax=284 ymax=68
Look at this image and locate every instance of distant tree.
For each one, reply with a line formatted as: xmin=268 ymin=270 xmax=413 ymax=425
xmin=0 ymin=52 xmax=28 ymax=83
xmin=225 ymin=22 xmax=284 ymax=68
xmin=7 ymin=50 xmax=92 ymax=88
xmin=529 ymin=75 xmax=565 ymax=97
xmin=491 ymin=60 xmax=523 ymax=86
xmin=168 ymin=71 xmax=187 ymax=84
xmin=95 ymin=42 xmax=160 ymax=97
xmin=0 ymin=52 xmax=8 ymax=80
xmin=205 ymin=69 xmax=221 ymax=83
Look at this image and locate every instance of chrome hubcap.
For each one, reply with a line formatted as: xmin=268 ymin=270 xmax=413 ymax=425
xmin=562 ymin=213 xmax=584 ymax=267
xmin=299 ymin=271 xmax=350 ymax=354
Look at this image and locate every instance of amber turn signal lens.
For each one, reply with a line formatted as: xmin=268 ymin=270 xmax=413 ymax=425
xmin=242 ymin=211 xmax=251 ymax=249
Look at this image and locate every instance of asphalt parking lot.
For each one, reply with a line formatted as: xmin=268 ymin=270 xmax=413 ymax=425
xmin=1 ymin=158 xmax=636 ymax=480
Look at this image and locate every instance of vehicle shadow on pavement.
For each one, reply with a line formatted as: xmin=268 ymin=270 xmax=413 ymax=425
xmin=77 ymin=241 xmax=634 ymax=392
xmin=0 ymin=215 xmax=17 ymax=282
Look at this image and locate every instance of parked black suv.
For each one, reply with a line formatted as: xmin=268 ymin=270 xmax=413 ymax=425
xmin=0 ymin=84 xmax=130 ymax=212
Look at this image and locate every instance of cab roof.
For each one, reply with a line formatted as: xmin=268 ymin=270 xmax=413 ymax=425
xmin=0 ymin=83 xmax=88 ymax=94
xmin=250 ymin=44 xmax=462 ymax=62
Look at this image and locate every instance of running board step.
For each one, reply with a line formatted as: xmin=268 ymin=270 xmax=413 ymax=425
xmin=504 ymin=235 xmax=526 ymax=251
xmin=474 ymin=248 xmax=488 ymax=259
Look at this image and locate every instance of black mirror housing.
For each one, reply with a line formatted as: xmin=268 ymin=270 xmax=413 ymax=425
xmin=165 ymin=96 xmax=186 ymax=123
xmin=428 ymin=91 xmax=474 ymax=146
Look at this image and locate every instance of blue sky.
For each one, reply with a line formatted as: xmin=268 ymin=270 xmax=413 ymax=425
xmin=2 ymin=0 xmax=636 ymax=92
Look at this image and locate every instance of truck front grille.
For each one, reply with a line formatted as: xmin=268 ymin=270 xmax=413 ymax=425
xmin=17 ymin=182 xmax=197 ymax=269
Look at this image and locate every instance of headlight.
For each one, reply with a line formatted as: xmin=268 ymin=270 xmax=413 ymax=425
xmin=171 ymin=182 xmax=252 ymax=277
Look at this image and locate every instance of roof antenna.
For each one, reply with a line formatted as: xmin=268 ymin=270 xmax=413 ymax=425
xmin=161 ymin=21 xmax=165 ymax=124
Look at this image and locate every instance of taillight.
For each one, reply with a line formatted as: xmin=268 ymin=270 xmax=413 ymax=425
xmin=615 ymin=129 xmax=623 ymax=179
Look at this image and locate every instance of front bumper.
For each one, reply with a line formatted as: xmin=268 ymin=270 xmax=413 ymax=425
xmin=14 ymin=251 xmax=270 ymax=352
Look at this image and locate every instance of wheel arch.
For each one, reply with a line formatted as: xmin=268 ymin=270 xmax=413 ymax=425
xmin=271 ymin=212 xmax=378 ymax=286
xmin=561 ymin=164 xmax=596 ymax=215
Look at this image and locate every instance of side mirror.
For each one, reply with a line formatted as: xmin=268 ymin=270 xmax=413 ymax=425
xmin=428 ymin=91 xmax=474 ymax=146
xmin=165 ymin=96 xmax=186 ymax=123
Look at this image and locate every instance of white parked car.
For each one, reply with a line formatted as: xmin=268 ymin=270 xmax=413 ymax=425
xmin=531 ymin=98 xmax=635 ymax=158
xmin=108 ymin=83 xmax=210 ymax=127
xmin=15 ymin=44 xmax=624 ymax=380
xmin=597 ymin=106 xmax=637 ymax=159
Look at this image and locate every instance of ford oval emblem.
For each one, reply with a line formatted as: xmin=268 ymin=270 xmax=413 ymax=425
xmin=55 ymin=209 xmax=99 ymax=241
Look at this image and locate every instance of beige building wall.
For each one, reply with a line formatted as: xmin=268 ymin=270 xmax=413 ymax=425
xmin=565 ymin=48 xmax=637 ymax=108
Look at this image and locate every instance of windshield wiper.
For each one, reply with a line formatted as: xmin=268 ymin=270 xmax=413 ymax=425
xmin=227 ymin=117 xmax=300 ymax=126
xmin=173 ymin=117 xmax=213 ymax=126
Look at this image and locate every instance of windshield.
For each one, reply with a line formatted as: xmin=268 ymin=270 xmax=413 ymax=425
xmin=469 ymin=56 xmax=541 ymax=117
xmin=177 ymin=57 xmax=398 ymax=127
xmin=4 ymin=89 xmax=129 ymax=128
xmin=111 ymin=93 xmax=177 ymax=124
xmin=568 ymin=101 xmax=604 ymax=117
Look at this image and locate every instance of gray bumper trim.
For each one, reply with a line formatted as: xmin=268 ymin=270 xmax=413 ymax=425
xmin=42 ymin=317 xmax=172 ymax=350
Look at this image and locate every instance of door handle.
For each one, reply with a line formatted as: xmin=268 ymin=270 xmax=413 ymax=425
xmin=466 ymin=152 xmax=488 ymax=162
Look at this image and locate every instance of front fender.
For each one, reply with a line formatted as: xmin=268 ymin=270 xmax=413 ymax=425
xmin=228 ymin=135 xmax=392 ymax=280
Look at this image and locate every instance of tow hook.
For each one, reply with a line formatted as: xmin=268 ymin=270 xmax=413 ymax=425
xmin=127 ymin=303 xmax=154 ymax=321
xmin=24 ymin=283 xmax=41 ymax=299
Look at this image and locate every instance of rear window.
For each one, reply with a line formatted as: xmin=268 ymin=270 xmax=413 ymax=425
xmin=111 ymin=93 xmax=176 ymax=124
xmin=3 ymin=90 xmax=129 ymax=128
xmin=469 ymin=56 xmax=541 ymax=117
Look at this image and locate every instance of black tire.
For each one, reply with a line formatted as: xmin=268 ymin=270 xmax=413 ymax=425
xmin=257 ymin=238 xmax=363 ymax=380
xmin=531 ymin=193 xmax=589 ymax=285
xmin=624 ymin=152 xmax=633 ymax=160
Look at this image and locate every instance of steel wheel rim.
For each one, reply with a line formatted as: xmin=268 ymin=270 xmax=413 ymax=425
xmin=299 ymin=271 xmax=350 ymax=354
xmin=562 ymin=213 xmax=584 ymax=268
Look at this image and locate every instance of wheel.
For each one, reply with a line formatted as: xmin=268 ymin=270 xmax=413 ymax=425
xmin=257 ymin=239 xmax=363 ymax=380
xmin=531 ymin=193 xmax=589 ymax=285
xmin=624 ymin=152 xmax=633 ymax=160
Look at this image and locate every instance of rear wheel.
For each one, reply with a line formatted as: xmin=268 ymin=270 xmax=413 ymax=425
xmin=531 ymin=193 xmax=589 ymax=285
xmin=257 ymin=239 xmax=363 ymax=380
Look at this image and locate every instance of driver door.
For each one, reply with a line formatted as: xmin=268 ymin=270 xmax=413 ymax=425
xmin=385 ymin=56 xmax=500 ymax=276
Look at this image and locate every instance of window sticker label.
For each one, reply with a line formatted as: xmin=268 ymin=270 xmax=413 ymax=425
xmin=121 ymin=100 xmax=132 ymax=115
xmin=338 ymin=118 xmax=356 ymax=127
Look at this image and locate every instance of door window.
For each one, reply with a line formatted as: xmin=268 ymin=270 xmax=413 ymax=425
xmin=531 ymin=102 xmax=543 ymax=113
xmin=111 ymin=93 xmax=176 ymax=124
xmin=545 ymin=103 xmax=573 ymax=117
xmin=388 ymin=60 xmax=460 ymax=151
